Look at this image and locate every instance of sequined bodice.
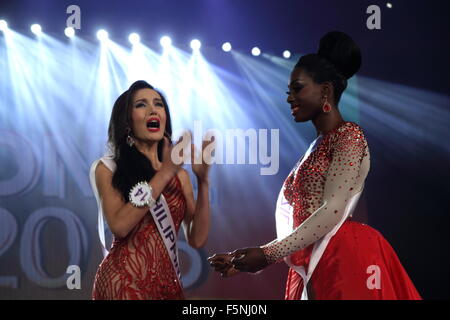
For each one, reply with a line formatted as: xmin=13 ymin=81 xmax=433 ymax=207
xmin=262 ymin=121 xmax=370 ymax=264
xmin=285 ymin=122 xmax=367 ymax=227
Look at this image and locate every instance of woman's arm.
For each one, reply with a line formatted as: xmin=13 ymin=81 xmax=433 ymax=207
xmin=261 ymin=125 xmax=368 ymax=264
xmin=231 ymin=125 xmax=369 ymax=273
xmin=179 ymin=168 xmax=210 ymax=249
xmin=179 ymin=137 xmax=212 ymax=249
xmin=96 ymin=138 xmax=182 ymax=239
xmin=95 ymin=163 xmax=177 ymax=239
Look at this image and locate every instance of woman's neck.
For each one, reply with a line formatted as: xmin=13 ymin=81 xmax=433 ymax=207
xmin=134 ymin=140 xmax=162 ymax=171
xmin=312 ymin=108 xmax=345 ymax=137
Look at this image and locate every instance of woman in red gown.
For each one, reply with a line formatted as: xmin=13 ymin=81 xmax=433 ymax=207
xmin=209 ymin=31 xmax=421 ymax=300
xmin=90 ymin=80 xmax=211 ymax=299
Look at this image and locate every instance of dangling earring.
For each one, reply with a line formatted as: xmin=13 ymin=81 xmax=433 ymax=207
xmin=322 ymin=96 xmax=332 ymax=113
xmin=126 ymin=127 xmax=135 ymax=147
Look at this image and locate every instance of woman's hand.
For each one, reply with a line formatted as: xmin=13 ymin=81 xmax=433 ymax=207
xmin=208 ymin=252 xmax=240 ymax=278
xmin=230 ymin=247 xmax=269 ymax=273
xmin=191 ymin=136 xmax=214 ymax=183
xmin=160 ymin=136 xmax=185 ymax=177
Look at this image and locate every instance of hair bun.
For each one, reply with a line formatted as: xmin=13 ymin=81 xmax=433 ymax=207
xmin=317 ymin=31 xmax=361 ymax=79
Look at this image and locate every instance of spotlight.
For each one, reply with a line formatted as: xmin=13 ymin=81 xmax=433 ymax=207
xmin=387 ymin=2 xmax=393 ymax=8
xmin=283 ymin=50 xmax=291 ymax=59
xmin=31 ymin=24 xmax=42 ymax=35
xmin=129 ymin=32 xmax=140 ymax=45
xmin=251 ymin=47 xmax=261 ymax=56
xmin=64 ymin=27 xmax=75 ymax=38
xmin=190 ymin=39 xmax=201 ymax=51
xmin=160 ymin=36 xmax=172 ymax=48
xmin=222 ymin=42 xmax=232 ymax=52
xmin=96 ymin=29 xmax=108 ymax=41
xmin=0 ymin=20 xmax=8 ymax=31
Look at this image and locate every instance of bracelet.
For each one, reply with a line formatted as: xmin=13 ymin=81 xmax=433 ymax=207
xmin=129 ymin=181 xmax=156 ymax=208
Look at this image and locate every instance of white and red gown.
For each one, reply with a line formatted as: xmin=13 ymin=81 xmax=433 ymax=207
xmin=261 ymin=121 xmax=421 ymax=300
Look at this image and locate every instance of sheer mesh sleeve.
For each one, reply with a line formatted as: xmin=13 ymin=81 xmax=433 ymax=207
xmin=261 ymin=125 xmax=368 ymax=264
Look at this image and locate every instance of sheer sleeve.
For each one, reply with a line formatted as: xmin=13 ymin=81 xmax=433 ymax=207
xmin=261 ymin=125 xmax=368 ymax=264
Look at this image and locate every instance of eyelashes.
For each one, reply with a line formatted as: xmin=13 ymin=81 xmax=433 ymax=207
xmin=134 ymin=102 xmax=164 ymax=108
xmin=286 ymin=87 xmax=303 ymax=95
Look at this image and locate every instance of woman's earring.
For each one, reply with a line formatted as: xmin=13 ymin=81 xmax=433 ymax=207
xmin=126 ymin=127 xmax=135 ymax=147
xmin=322 ymin=96 xmax=332 ymax=113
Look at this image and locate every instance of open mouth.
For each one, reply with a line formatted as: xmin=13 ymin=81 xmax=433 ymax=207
xmin=291 ymin=105 xmax=301 ymax=115
xmin=146 ymin=117 xmax=160 ymax=132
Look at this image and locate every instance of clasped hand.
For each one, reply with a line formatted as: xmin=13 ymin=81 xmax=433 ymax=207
xmin=207 ymin=247 xmax=269 ymax=277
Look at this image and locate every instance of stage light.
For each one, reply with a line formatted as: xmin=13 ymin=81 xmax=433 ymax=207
xmin=387 ymin=3 xmax=393 ymax=8
xmin=0 ymin=20 xmax=8 ymax=31
xmin=128 ymin=33 xmax=140 ymax=45
xmin=222 ymin=42 xmax=232 ymax=52
xmin=160 ymin=36 xmax=172 ymax=48
xmin=283 ymin=50 xmax=291 ymax=59
xmin=251 ymin=47 xmax=261 ymax=56
xmin=96 ymin=29 xmax=108 ymax=41
xmin=64 ymin=27 xmax=75 ymax=38
xmin=190 ymin=39 xmax=201 ymax=51
xmin=31 ymin=24 xmax=42 ymax=35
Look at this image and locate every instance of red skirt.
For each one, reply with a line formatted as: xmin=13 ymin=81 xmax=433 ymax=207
xmin=285 ymin=221 xmax=422 ymax=300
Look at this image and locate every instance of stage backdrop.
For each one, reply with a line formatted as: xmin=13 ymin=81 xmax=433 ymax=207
xmin=2 ymin=24 xmax=449 ymax=299
xmin=0 ymin=27 xmax=366 ymax=299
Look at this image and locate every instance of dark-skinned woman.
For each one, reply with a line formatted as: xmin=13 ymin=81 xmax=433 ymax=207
xmin=209 ymin=31 xmax=421 ymax=300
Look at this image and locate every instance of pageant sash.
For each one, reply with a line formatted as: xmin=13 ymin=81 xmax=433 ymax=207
xmin=89 ymin=157 xmax=182 ymax=284
xmin=149 ymin=195 xmax=182 ymax=282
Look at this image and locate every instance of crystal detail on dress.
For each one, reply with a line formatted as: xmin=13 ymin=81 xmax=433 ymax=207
xmin=261 ymin=122 xmax=369 ymax=264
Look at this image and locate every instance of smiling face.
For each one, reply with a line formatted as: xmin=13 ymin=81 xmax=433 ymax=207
xmin=286 ymin=68 xmax=325 ymax=122
xmin=130 ymin=88 xmax=167 ymax=143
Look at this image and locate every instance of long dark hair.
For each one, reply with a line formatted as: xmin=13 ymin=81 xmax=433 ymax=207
xmin=295 ymin=31 xmax=362 ymax=105
xmin=107 ymin=80 xmax=173 ymax=202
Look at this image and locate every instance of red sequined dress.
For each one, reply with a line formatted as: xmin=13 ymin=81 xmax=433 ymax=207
xmin=261 ymin=121 xmax=421 ymax=300
xmin=92 ymin=175 xmax=186 ymax=300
